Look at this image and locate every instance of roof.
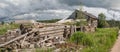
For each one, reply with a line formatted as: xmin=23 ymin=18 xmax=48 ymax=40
xmin=57 ymin=10 xmax=98 ymax=23
xmin=67 ymin=10 xmax=98 ymax=20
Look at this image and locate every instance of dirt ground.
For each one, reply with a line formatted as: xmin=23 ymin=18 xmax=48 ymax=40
xmin=111 ymin=31 xmax=120 ymax=52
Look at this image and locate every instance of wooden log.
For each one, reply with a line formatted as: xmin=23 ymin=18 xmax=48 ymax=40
xmin=21 ymin=35 xmax=27 ymax=47
xmin=69 ymin=25 xmax=74 ymax=38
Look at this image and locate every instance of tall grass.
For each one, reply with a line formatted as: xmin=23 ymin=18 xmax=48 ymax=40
xmin=0 ymin=24 xmax=19 ymax=35
xmin=69 ymin=28 xmax=119 ymax=52
xmin=36 ymin=48 xmax=53 ymax=52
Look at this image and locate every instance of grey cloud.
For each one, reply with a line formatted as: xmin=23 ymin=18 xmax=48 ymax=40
xmin=0 ymin=0 xmax=120 ymax=21
xmin=59 ymin=0 xmax=120 ymax=10
xmin=0 ymin=0 xmax=71 ymax=16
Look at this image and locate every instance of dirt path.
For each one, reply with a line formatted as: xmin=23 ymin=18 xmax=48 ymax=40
xmin=111 ymin=30 xmax=120 ymax=52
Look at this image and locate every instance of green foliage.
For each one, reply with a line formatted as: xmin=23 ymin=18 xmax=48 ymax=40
xmin=37 ymin=19 xmax=61 ymax=23
xmin=69 ymin=28 xmax=118 ymax=52
xmin=107 ymin=19 xmax=120 ymax=29
xmin=0 ymin=24 xmax=19 ymax=35
xmin=98 ymin=13 xmax=109 ymax=28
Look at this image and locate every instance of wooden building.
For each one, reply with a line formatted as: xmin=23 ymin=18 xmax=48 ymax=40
xmin=58 ymin=9 xmax=98 ymax=32
xmin=69 ymin=10 xmax=98 ymax=28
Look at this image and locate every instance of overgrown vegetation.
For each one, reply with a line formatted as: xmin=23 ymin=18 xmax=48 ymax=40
xmin=37 ymin=19 xmax=61 ymax=23
xmin=0 ymin=24 xmax=19 ymax=35
xmin=69 ymin=28 xmax=118 ymax=52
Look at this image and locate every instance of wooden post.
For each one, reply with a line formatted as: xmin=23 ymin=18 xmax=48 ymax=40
xmin=74 ymin=25 xmax=76 ymax=32
xmin=80 ymin=26 xmax=83 ymax=32
xmin=68 ymin=26 xmax=71 ymax=39
xmin=69 ymin=25 xmax=74 ymax=37
xmin=63 ymin=26 xmax=67 ymax=38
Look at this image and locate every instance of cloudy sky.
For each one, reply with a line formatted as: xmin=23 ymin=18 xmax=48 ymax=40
xmin=0 ymin=0 xmax=120 ymax=21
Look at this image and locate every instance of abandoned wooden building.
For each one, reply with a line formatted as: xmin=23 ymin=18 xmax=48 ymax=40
xmin=58 ymin=9 xmax=98 ymax=32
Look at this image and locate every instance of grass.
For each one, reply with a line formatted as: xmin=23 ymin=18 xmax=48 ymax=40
xmin=36 ymin=48 xmax=53 ymax=52
xmin=0 ymin=24 xmax=19 ymax=35
xmin=69 ymin=28 xmax=119 ymax=52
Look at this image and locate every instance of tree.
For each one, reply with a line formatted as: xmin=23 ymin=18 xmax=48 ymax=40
xmin=98 ymin=13 xmax=109 ymax=28
xmin=1 ymin=21 xmax=5 ymax=25
xmin=107 ymin=19 xmax=115 ymax=27
xmin=107 ymin=19 xmax=120 ymax=29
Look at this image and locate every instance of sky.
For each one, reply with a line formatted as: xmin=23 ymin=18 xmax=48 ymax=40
xmin=0 ymin=0 xmax=120 ymax=21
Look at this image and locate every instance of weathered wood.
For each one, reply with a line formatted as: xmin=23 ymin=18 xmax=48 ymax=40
xmin=63 ymin=26 xmax=67 ymax=38
xmin=38 ymin=37 xmax=54 ymax=44
xmin=69 ymin=25 xmax=74 ymax=38
xmin=0 ymin=30 xmax=33 ymax=47
xmin=21 ymin=35 xmax=27 ymax=47
xmin=74 ymin=25 xmax=77 ymax=32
